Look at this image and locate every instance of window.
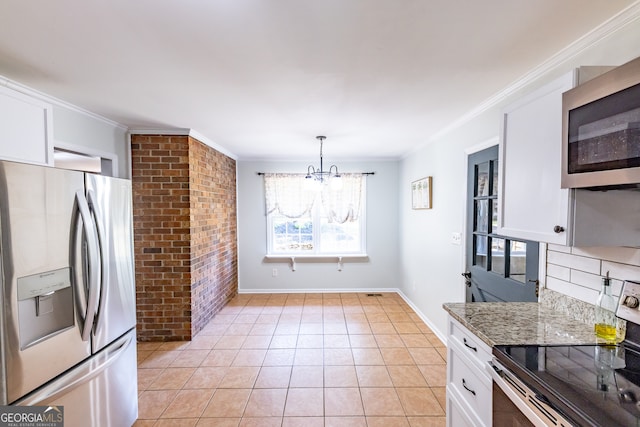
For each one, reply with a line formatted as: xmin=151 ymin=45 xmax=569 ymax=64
xmin=264 ymin=173 xmax=366 ymax=255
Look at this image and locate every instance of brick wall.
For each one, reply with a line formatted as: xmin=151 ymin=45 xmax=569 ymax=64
xmin=189 ymin=136 xmax=238 ymax=334
xmin=131 ymin=134 xmax=237 ymax=341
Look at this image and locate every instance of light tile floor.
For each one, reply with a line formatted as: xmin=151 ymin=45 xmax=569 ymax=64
xmin=134 ymin=292 xmax=447 ymax=427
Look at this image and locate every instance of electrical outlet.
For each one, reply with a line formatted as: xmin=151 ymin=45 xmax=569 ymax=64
xmin=272 ymin=268 xmax=278 ymax=277
xmin=451 ymin=232 xmax=462 ymax=245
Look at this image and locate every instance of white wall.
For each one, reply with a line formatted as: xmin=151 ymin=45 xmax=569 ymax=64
xmin=399 ymin=13 xmax=640 ymax=341
xmin=237 ymin=160 xmax=400 ymax=292
xmin=52 ymin=105 xmax=129 ymax=178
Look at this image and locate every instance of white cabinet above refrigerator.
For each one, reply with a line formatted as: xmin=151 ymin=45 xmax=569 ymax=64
xmin=0 ymin=85 xmax=53 ymax=166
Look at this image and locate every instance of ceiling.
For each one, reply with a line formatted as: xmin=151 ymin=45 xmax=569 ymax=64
xmin=0 ymin=1 xmax=636 ymax=161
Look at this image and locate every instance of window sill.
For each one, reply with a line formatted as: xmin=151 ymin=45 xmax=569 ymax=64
xmin=264 ymin=254 xmax=368 ymax=260
xmin=263 ymin=254 xmax=369 ymax=271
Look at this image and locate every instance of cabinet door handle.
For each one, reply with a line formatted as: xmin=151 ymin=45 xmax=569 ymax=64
xmin=463 ymin=338 xmax=477 ymax=352
xmin=553 ymin=225 xmax=565 ymax=233
xmin=462 ymin=378 xmax=476 ymax=396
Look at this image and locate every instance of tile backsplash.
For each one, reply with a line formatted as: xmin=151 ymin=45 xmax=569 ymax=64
xmin=546 ymin=244 xmax=640 ymax=306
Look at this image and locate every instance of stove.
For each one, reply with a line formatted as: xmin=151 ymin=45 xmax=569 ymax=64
xmin=492 ymin=280 xmax=640 ymax=427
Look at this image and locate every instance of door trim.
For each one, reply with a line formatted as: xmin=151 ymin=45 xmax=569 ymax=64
xmin=463 ymin=137 xmax=499 ymax=156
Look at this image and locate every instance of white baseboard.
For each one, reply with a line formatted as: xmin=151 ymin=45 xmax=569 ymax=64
xmin=238 ymin=287 xmax=401 ymax=294
xmin=394 ymin=289 xmax=448 ymax=347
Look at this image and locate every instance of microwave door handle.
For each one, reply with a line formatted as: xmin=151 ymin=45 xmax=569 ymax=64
xmin=75 ymin=190 xmax=100 ymax=342
xmin=87 ymin=189 xmax=105 ymax=333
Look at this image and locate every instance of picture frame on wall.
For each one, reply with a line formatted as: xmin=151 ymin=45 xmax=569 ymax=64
xmin=411 ymin=176 xmax=432 ymax=209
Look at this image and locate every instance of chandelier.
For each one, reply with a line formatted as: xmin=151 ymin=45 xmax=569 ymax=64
xmin=305 ymin=136 xmax=341 ymax=183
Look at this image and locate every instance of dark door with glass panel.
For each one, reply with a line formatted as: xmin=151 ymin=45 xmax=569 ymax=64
xmin=465 ymin=146 xmax=539 ymax=302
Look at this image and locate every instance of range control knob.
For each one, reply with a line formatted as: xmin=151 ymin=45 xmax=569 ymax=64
xmin=624 ymin=295 xmax=640 ymax=309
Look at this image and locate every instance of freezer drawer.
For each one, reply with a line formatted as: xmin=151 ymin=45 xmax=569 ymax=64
xmin=15 ymin=330 xmax=138 ymax=427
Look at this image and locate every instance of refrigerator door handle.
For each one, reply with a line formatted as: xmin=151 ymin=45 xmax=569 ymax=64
xmin=86 ymin=189 xmax=106 ymax=334
xmin=75 ymin=190 xmax=101 ymax=342
xmin=13 ymin=332 xmax=134 ymax=406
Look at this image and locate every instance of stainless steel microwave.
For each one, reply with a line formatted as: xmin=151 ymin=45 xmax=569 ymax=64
xmin=562 ymin=56 xmax=640 ymax=189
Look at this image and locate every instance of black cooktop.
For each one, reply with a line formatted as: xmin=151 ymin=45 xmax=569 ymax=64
xmin=494 ymin=342 xmax=640 ymax=427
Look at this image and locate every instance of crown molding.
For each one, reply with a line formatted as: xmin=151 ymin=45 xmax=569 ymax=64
xmin=128 ymin=128 xmax=238 ymax=160
xmin=0 ymin=75 xmax=127 ymax=131
xmin=404 ymin=0 xmax=640 ymax=158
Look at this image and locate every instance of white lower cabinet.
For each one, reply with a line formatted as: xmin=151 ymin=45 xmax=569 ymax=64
xmin=447 ymin=389 xmax=477 ymax=427
xmin=446 ymin=316 xmax=493 ymax=427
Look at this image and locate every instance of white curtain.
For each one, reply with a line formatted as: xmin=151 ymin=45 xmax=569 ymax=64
xmin=264 ymin=173 xmax=365 ymax=223
xmin=264 ymin=173 xmax=316 ymax=218
xmin=321 ymin=174 xmax=364 ymax=224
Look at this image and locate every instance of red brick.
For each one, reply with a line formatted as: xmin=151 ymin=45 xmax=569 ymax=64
xmin=131 ymin=134 xmax=237 ymax=342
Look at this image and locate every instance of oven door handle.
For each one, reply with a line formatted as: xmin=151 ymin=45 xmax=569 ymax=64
xmin=489 ymin=360 xmax=559 ymax=427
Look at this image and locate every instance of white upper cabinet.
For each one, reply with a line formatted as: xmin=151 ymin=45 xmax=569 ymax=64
xmin=497 ymin=71 xmax=576 ymax=245
xmin=0 ymin=85 xmax=53 ymax=166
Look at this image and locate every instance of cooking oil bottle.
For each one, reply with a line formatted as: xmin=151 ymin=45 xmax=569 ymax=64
xmin=594 ymin=272 xmax=618 ymax=341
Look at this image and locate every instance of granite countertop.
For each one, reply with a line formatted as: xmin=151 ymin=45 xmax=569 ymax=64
xmin=443 ymin=301 xmax=601 ymax=348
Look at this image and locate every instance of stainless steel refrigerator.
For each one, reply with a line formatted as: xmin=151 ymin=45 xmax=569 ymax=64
xmin=0 ymin=160 xmax=138 ymax=426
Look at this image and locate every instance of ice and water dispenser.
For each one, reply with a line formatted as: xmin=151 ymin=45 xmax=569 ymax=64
xmin=17 ymin=267 xmax=74 ymax=350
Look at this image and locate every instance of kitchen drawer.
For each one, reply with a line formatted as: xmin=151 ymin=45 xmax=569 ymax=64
xmin=447 ymin=387 xmax=478 ymax=427
xmin=449 ymin=317 xmax=492 ymax=366
xmin=448 ymin=349 xmax=492 ymax=425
